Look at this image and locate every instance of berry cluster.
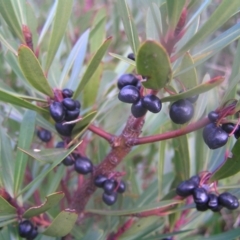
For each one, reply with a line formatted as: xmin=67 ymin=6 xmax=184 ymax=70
xmin=176 ymin=175 xmax=239 ymax=212
xmin=203 ymin=111 xmax=240 ymax=149
xmin=56 ymin=141 xmax=93 ymax=174
xmin=49 ymin=88 xmax=81 ymax=137
xmin=117 ymin=74 xmax=162 ymax=118
xmin=169 ymin=94 xmax=198 ymax=124
xmin=18 ymin=220 xmax=38 ymax=239
xmin=94 ymin=175 xmax=126 ymax=206
xmin=37 ymin=128 xmax=52 ymax=142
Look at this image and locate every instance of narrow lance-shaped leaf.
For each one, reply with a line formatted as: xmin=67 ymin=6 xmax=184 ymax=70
xmin=14 ymin=110 xmax=36 ymax=195
xmin=0 ymin=196 xmax=16 ymax=215
xmin=136 ymin=40 xmax=172 ymax=90
xmin=166 ymin=0 xmax=186 ymax=30
xmin=0 ymin=88 xmax=48 ymax=114
xmin=0 ymin=0 xmax=24 ymax=41
xmin=45 ymin=0 xmax=74 ymax=71
xmin=23 ymin=192 xmax=65 ymax=218
xmin=18 ymin=45 xmax=54 ymax=97
xmin=161 ymin=76 xmax=224 ymax=103
xmin=210 ymin=139 xmax=240 ymax=182
xmin=116 ymin=0 xmax=140 ymax=55
xmin=109 ymin=52 xmax=136 ymax=66
xmin=73 ymin=37 xmax=112 ymax=99
xmin=43 ymin=210 xmax=78 ymax=237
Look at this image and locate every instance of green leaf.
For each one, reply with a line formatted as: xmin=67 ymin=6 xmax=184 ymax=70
xmin=81 ymin=228 xmax=104 ymax=240
xmin=210 ymin=139 xmax=240 ymax=182
xmin=83 ymin=64 xmax=102 ymax=109
xmin=109 ymin=52 xmax=136 ymax=66
xmin=161 ymin=76 xmax=224 ymax=102
xmin=116 ymin=0 xmax=140 ymax=54
xmin=137 ymin=40 xmax=172 ymax=90
xmin=87 ymin=199 xmax=182 ymax=216
xmin=166 ymin=0 xmax=186 ymax=30
xmin=0 ymin=88 xmax=48 ymax=115
xmin=176 ymin=0 xmax=240 ymax=56
xmin=0 ymin=0 xmax=24 ymax=41
xmin=0 ymin=130 xmax=14 ymax=196
xmin=23 ymin=192 xmax=65 ymax=218
xmin=0 ymin=197 xmax=16 ymax=215
xmin=43 ymin=210 xmax=78 ymax=237
xmin=18 ymin=45 xmax=54 ymax=97
xmin=14 ymin=110 xmax=36 ymax=195
xmin=45 ymin=0 xmax=74 ymax=71
xmin=0 ymin=32 xmax=17 ymax=55
xmin=73 ymin=37 xmax=112 ymax=99
xmin=178 ymin=53 xmax=198 ymax=89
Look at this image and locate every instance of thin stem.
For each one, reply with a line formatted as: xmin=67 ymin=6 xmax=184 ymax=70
xmin=88 ymin=124 xmax=114 ymax=142
xmin=134 ymin=117 xmax=210 ymax=145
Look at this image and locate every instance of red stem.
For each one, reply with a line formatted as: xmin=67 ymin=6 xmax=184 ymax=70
xmin=134 ymin=117 xmax=210 ymax=145
xmin=88 ymin=124 xmax=114 ymax=142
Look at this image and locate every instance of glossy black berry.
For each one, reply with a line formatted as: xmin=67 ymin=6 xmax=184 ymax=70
xmin=62 ymin=88 xmax=74 ymax=98
xmin=189 ymin=175 xmax=200 ymax=186
xmin=136 ymin=81 xmax=142 ymax=91
xmin=234 ymin=125 xmax=240 ymax=139
xmin=27 ymin=226 xmax=38 ymax=239
xmin=102 ymin=192 xmax=118 ymax=206
xmin=221 ymin=123 xmax=235 ymax=134
xmin=193 ymin=188 xmax=209 ymax=205
xmin=176 ymin=179 xmax=198 ymax=197
xmin=208 ymin=193 xmax=222 ymax=212
xmin=37 ymin=129 xmax=52 ymax=142
xmin=94 ymin=175 xmax=108 ymax=188
xmin=62 ymin=155 xmax=74 ymax=166
xmin=56 ymin=141 xmax=64 ymax=148
xmin=186 ymin=94 xmax=199 ymax=103
xmin=18 ymin=220 xmax=34 ymax=238
xmin=65 ymin=109 xmax=80 ymax=121
xmin=169 ymin=99 xmax=194 ymax=124
xmin=75 ymin=100 xmax=81 ymax=109
xmin=103 ymin=179 xmax=117 ymax=194
xmin=62 ymin=98 xmax=76 ymax=110
xmin=117 ymin=181 xmax=126 ymax=193
xmin=55 ymin=122 xmax=74 ymax=136
xmin=208 ymin=111 xmax=219 ymax=122
xmin=127 ymin=53 xmax=135 ymax=61
xmin=131 ymin=100 xmax=147 ymax=118
xmin=49 ymin=102 xmax=65 ymax=122
xmin=118 ymin=85 xmax=140 ymax=104
xmin=142 ymin=94 xmax=162 ymax=113
xmin=196 ymin=203 xmax=208 ymax=211
xmin=218 ymin=192 xmax=239 ymax=210
xmin=117 ymin=74 xmax=139 ymax=90
xmin=202 ymin=123 xmax=228 ymax=149
xmin=74 ymin=157 xmax=93 ymax=174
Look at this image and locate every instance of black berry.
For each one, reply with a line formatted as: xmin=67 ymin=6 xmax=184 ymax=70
xmin=62 ymin=98 xmax=76 ymax=110
xmin=208 ymin=193 xmax=222 ymax=212
xmin=74 ymin=157 xmax=93 ymax=174
xmin=117 ymin=181 xmax=126 ymax=193
xmin=136 ymin=81 xmax=142 ymax=91
xmin=18 ymin=220 xmax=34 ymax=238
xmin=118 ymin=85 xmax=140 ymax=104
xmin=117 ymin=74 xmax=139 ymax=90
xmin=103 ymin=179 xmax=117 ymax=194
xmin=193 ymin=188 xmax=209 ymax=205
xmin=202 ymin=123 xmax=228 ymax=149
xmin=49 ymin=102 xmax=65 ymax=122
xmin=142 ymin=94 xmax=162 ymax=113
xmin=131 ymin=100 xmax=147 ymax=118
xmin=189 ymin=175 xmax=200 ymax=186
xmin=127 ymin=53 xmax=135 ymax=61
xmin=169 ymin=99 xmax=194 ymax=124
xmin=176 ymin=179 xmax=198 ymax=197
xmin=37 ymin=129 xmax=52 ymax=142
xmin=62 ymin=155 xmax=74 ymax=166
xmin=75 ymin=100 xmax=81 ymax=109
xmin=62 ymin=88 xmax=74 ymax=98
xmin=234 ymin=125 xmax=240 ymax=139
xmin=221 ymin=123 xmax=235 ymax=134
xmin=65 ymin=109 xmax=80 ymax=121
xmin=102 ymin=192 xmax=118 ymax=206
xmin=208 ymin=111 xmax=219 ymax=122
xmin=94 ymin=175 xmax=108 ymax=188
xmin=218 ymin=192 xmax=239 ymax=210
xmin=27 ymin=226 xmax=38 ymax=239
xmin=55 ymin=122 xmax=74 ymax=136
xmin=186 ymin=94 xmax=199 ymax=103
